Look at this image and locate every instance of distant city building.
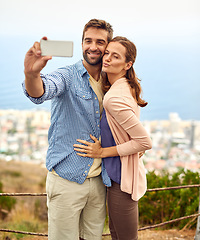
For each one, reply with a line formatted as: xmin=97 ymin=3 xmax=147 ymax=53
xmin=0 ymin=110 xmax=200 ymax=173
xmin=0 ymin=109 xmax=50 ymax=163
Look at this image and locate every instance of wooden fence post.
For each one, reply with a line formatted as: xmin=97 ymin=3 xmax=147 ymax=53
xmin=195 ymin=181 xmax=200 ymax=239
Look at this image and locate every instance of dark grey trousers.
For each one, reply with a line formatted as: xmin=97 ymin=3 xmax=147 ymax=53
xmin=107 ymin=181 xmax=138 ymax=240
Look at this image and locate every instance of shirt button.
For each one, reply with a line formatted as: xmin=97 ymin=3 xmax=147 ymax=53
xmin=98 ymin=125 xmax=100 ymax=127
xmin=85 ymin=170 xmax=87 ymax=173
xmin=88 ymin=164 xmax=91 ymax=167
xmin=96 ymin=111 xmax=99 ymax=114
xmin=95 ymin=97 xmax=97 ymax=100
xmin=83 ymin=174 xmax=85 ymax=176
xmin=83 ymin=95 xmax=85 ymax=98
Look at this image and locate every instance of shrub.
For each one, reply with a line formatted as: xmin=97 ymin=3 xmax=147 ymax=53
xmin=139 ymin=168 xmax=199 ymax=229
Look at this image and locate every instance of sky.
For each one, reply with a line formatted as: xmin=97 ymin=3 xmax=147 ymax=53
xmin=0 ymin=0 xmax=200 ymax=121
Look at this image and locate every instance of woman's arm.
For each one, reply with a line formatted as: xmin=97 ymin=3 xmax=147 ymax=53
xmin=105 ymin=97 xmax=152 ymax=156
xmin=73 ymin=135 xmax=145 ymax=158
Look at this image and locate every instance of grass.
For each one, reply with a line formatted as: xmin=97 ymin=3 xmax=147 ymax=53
xmin=0 ymin=159 xmax=48 ymax=240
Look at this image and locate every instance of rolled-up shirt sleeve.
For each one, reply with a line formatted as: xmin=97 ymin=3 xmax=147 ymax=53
xmin=22 ymin=70 xmax=67 ymax=104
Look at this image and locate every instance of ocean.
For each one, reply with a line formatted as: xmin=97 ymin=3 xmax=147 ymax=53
xmin=0 ymin=36 xmax=199 ymax=121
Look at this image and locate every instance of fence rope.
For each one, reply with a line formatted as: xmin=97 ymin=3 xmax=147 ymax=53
xmin=1 ymin=184 xmax=200 ymax=237
xmin=1 ymin=184 xmax=200 ymax=197
xmin=0 ymin=229 xmax=48 ymax=237
xmin=0 ymin=193 xmax=47 ymax=196
xmin=146 ymin=184 xmax=200 ymax=192
xmin=138 ymin=213 xmax=200 ymax=231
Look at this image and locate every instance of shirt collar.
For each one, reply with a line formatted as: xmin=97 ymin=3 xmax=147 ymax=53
xmin=75 ymin=60 xmax=88 ymax=77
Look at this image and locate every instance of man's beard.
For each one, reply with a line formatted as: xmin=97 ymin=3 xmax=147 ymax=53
xmin=83 ymin=51 xmax=102 ymax=66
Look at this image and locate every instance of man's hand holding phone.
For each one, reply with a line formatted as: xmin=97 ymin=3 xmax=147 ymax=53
xmin=24 ymin=37 xmax=52 ymax=78
xmin=24 ymin=37 xmax=73 ymax=76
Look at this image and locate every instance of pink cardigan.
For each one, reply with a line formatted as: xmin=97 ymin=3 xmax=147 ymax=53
xmin=103 ymin=78 xmax=152 ymax=201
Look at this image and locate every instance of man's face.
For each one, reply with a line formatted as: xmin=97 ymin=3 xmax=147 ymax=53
xmin=82 ymin=27 xmax=108 ymax=66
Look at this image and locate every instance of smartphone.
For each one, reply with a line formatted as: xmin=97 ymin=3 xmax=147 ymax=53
xmin=40 ymin=39 xmax=73 ymax=57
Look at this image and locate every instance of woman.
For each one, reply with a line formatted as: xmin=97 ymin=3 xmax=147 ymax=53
xmin=74 ymin=36 xmax=152 ymax=240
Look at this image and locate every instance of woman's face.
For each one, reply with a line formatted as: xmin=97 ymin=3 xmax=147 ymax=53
xmin=102 ymin=42 xmax=130 ymax=77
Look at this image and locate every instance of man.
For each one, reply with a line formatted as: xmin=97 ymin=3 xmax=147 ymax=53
xmin=22 ymin=19 xmax=113 ymax=240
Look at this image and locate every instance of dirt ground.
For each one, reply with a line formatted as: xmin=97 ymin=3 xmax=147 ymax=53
xmin=102 ymin=229 xmax=196 ymax=240
xmin=138 ymin=229 xmax=196 ymax=239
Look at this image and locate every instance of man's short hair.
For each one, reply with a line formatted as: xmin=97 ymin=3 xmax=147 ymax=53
xmin=82 ymin=19 xmax=113 ymax=43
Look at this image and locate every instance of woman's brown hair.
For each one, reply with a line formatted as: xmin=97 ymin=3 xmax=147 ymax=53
xmin=102 ymin=36 xmax=148 ymax=107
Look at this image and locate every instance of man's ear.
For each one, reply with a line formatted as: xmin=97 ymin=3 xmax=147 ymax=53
xmin=125 ymin=61 xmax=133 ymax=71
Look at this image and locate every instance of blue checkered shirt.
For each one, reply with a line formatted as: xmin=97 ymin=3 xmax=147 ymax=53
xmin=22 ymin=60 xmax=111 ymax=186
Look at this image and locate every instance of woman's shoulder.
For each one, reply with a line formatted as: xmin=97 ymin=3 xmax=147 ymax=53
xmin=106 ymin=78 xmax=129 ymax=95
xmin=108 ymin=79 xmax=135 ymax=97
xmin=103 ymin=88 xmax=138 ymax=110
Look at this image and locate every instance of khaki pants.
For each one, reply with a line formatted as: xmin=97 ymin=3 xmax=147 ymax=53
xmin=46 ymin=171 xmax=106 ymax=240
